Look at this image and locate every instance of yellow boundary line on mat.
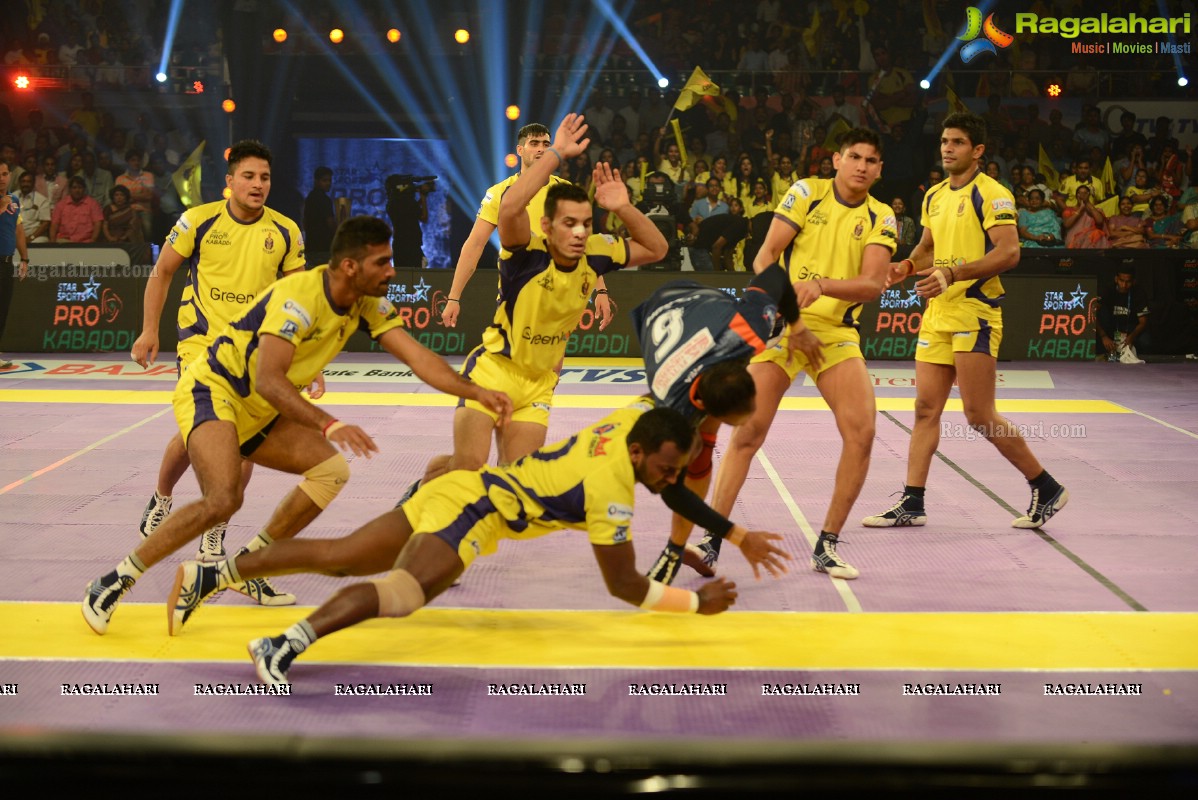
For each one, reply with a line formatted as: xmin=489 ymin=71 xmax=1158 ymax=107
xmin=0 ymin=389 xmax=1128 ymax=415
xmin=2 ymin=604 xmax=1194 ymax=670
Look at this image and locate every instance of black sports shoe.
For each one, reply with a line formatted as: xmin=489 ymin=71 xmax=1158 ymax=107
xmin=168 ymin=561 xmax=223 ymax=635
xmin=82 ymin=572 xmax=136 ymax=635
xmin=139 ymin=492 xmax=172 ymax=538
xmin=646 ymin=542 xmax=684 ymax=585
xmin=1012 ymin=485 xmax=1069 ymax=528
xmin=682 ymin=531 xmax=720 ymax=577
xmin=862 ymin=492 xmax=927 ymax=527
xmin=248 ymin=634 xmax=305 ymax=685
xmin=811 ymin=536 xmax=859 ymax=579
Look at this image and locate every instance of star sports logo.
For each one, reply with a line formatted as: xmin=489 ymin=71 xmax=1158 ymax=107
xmin=958 ymin=7 xmax=1014 ymax=63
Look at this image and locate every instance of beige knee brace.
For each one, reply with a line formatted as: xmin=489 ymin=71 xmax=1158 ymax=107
xmin=370 ymin=568 xmax=426 ymax=618
xmin=298 ymin=453 xmax=350 ymax=509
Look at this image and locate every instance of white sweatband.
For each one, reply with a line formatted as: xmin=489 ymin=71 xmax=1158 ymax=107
xmin=640 ymin=580 xmax=700 ymax=613
xmin=932 ymin=269 xmax=949 ymax=292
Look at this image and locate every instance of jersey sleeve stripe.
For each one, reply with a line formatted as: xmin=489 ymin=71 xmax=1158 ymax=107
xmin=729 ymin=312 xmax=766 ymax=353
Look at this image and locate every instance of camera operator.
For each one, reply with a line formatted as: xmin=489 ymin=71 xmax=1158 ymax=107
xmin=385 ymin=174 xmax=435 ymax=268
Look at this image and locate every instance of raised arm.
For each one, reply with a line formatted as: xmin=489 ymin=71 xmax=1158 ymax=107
xmin=593 ymin=162 xmax=667 ymax=266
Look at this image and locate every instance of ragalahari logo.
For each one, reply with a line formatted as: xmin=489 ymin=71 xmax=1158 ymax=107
xmin=958 ymin=7 xmax=1014 ymax=63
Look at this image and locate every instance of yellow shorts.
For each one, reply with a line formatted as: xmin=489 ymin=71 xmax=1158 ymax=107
xmin=752 ymin=323 xmax=863 ymax=382
xmin=173 ymin=370 xmax=277 ymax=456
xmin=400 ymin=471 xmax=553 ymax=569
xmin=915 ymin=320 xmax=1003 ymax=365
xmin=458 ymin=347 xmax=557 ymax=426
xmin=175 ymin=339 xmax=209 ymax=376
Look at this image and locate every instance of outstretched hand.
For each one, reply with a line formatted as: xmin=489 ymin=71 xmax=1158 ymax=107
xmin=734 ymin=530 xmax=792 ymax=580
xmin=593 ymin=162 xmax=630 ymax=211
xmin=552 ymin=113 xmax=590 ymax=161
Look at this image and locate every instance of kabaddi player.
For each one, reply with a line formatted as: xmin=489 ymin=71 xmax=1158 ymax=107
xmin=167 ymin=403 xmax=791 ymax=685
xmin=81 ymin=216 xmax=512 ymax=635
xmin=130 ymin=140 xmax=309 ymax=605
xmin=687 ymin=128 xmax=898 ymax=582
xmin=862 ymin=112 xmax=1068 ymax=529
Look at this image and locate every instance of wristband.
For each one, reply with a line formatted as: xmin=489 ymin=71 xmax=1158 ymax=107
xmin=932 ymin=269 xmax=949 ymax=292
xmin=724 ymin=527 xmax=746 ymax=547
xmin=322 ymin=419 xmax=345 ymax=438
xmin=545 ymin=147 xmax=563 ymax=166
xmin=445 ymin=298 xmax=460 ymax=303
xmin=901 ymin=258 xmax=915 ymax=276
xmin=946 ymin=266 xmax=957 ymax=285
xmin=640 ymin=580 xmax=701 ymax=613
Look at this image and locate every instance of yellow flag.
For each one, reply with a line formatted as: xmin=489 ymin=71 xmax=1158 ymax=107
xmin=922 ymin=0 xmax=943 ymax=37
xmin=803 ymin=8 xmax=822 ymax=57
xmin=1037 ymin=144 xmax=1059 ymax=192
xmin=172 ymin=141 xmax=205 ymax=208
xmin=1101 ymin=156 xmax=1116 ymax=197
xmin=945 ymin=82 xmax=969 ymax=115
xmin=670 ymin=118 xmax=687 ymax=166
xmin=1096 ymin=193 xmax=1120 ymax=218
xmin=673 ymin=66 xmax=720 ymax=112
xmin=825 ymin=118 xmax=850 ymax=150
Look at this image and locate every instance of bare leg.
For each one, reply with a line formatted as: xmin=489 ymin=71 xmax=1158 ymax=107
xmin=815 ymin=358 xmax=876 ymax=534
xmin=906 ymin=360 xmax=955 ymax=488
xmin=955 ymin=352 xmax=1044 ymax=478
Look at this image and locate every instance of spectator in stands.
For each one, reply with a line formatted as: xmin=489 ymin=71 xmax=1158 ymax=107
xmin=1107 ymin=197 xmax=1148 ymax=249
xmin=12 ymin=151 xmax=36 ymax=187
xmin=147 ymin=152 xmax=183 ymax=243
xmin=1013 ymin=165 xmax=1054 ymax=210
xmin=891 ymin=197 xmax=916 ymax=246
xmin=116 ymin=148 xmax=156 ymax=239
xmin=690 ymin=177 xmax=729 ymax=239
xmin=1057 ymin=158 xmax=1106 ymax=208
xmin=1112 ymin=111 xmax=1147 ymax=160
xmin=1182 ymin=200 xmax=1198 ymax=248
xmin=1062 ymin=185 xmax=1109 ymax=249
xmin=654 ymin=132 xmax=691 ymax=186
xmin=688 ymin=198 xmax=747 ymax=272
xmin=35 ymin=154 xmax=66 ymax=210
xmin=1156 ymin=144 xmax=1189 ymax=201
xmin=15 ymin=171 xmax=51 ymax=242
xmin=1017 ymin=189 xmax=1062 ymax=247
xmin=981 ymin=95 xmax=1013 ymax=138
xmin=986 ymin=160 xmax=1013 ymax=192
xmin=77 ymin=150 xmax=114 ymax=210
xmin=50 ymin=175 xmax=103 ymax=242
xmin=1145 ymin=116 xmax=1179 ymax=169
xmin=1115 ymin=143 xmax=1147 ymax=194
xmin=822 ymin=86 xmax=862 ymax=129
xmin=1124 ymin=168 xmax=1162 ymax=214
xmin=1044 ymin=108 xmax=1072 ymax=156
xmin=302 ymin=166 xmax=335 ymax=268
xmin=1143 ymin=195 xmax=1182 ymax=248
xmin=615 ymin=89 xmax=642 ymax=140
xmin=863 ymin=44 xmax=916 ymax=131
xmin=101 ymin=184 xmax=143 ymax=243
xmin=584 ymin=91 xmax=615 ymax=144
xmin=18 ymin=110 xmax=57 ymax=158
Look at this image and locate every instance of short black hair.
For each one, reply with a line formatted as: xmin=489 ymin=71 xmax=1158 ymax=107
xmin=314 ymin=166 xmax=332 ymax=180
xmin=627 ymin=407 xmax=695 ymax=456
xmin=68 ymin=175 xmax=86 ymax=189
xmin=838 ymin=127 xmax=882 ymax=156
xmin=1027 ymin=188 xmax=1045 ymax=201
xmin=696 ymin=360 xmax=756 ymax=420
xmin=517 ymin=123 xmax=550 ymax=146
xmin=226 ymin=140 xmax=273 ymax=174
xmin=942 ymin=112 xmax=988 ymax=148
xmin=544 ymin=182 xmax=590 ymax=222
xmin=110 ymin=184 xmax=130 ymax=200
xmin=329 ymin=216 xmax=392 ymax=267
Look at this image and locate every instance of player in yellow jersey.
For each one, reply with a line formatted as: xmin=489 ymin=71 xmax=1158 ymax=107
xmin=440 ymin=122 xmax=614 ymax=330
xmin=166 ymin=402 xmax=793 ymax=684
xmin=863 ymin=112 xmax=1068 ymax=530
xmin=81 ymin=217 xmax=513 ymax=636
xmin=129 ymin=140 xmax=309 ymax=605
xmin=404 ymin=114 xmax=668 ymax=503
xmin=685 ymin=128 xmax=896 ymax=582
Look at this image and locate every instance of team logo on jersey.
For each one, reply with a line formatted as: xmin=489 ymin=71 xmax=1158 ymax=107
xmin=928 ymin=202 xmax=940 ymax=217
xmin=957 ymin=199 xmax=967 ymax=216
xmin=852 ymin=219 xmax=865 ymax=239
xmin=279 ymin=320 xmax=299 ymax=340
xmin=264 ymin=231 xmax=275 ymax=253
xmin=167 ymin=230 xmax=179 ymax=246
xmin=377 ymin=299 xmax=398 ymax=320
xmin=781 ymin=193 xmax=796 ymax=211
xmin=991 ymin=198 xmax=1014 ymax=211
xmin=882 ymin=214 xmax=897 ymax=228
xmin=808 ymin=209 xmax=828 ymax=226
xmin=607 ymin=502 xmax=634 ymax=522
xmin=581 ymin=277 xmax=591 ymax=297
xmin=176 ymin=215 xmax=190 ymax=232
xmin=612 ymin=525 xmax=629 ymax=543
xmin=538 ymin=273 xmax=554 ymax=291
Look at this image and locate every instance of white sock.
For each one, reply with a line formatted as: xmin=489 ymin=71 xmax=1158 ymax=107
xmin=285 ymin=620 xmax=317 ymax=647
xmin=117 ymin=554 xmax=146 ymax=581
xmin=246 ymin=530 xmax=274 ymax=552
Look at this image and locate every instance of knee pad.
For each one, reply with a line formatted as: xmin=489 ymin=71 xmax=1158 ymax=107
xmin=298 ymin=453 xmax=350 ymax=509
xmin=687 ymin=431 xmax=718 ymax=480
xmin=370 ymin=568 xmax=426 ymax=618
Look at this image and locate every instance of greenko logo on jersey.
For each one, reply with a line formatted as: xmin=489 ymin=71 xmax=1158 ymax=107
xmin=1015 ymin=12 xmax=1190 ymax=38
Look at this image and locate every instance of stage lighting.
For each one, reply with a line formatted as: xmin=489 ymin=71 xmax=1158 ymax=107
xmin=192 ymin=80 xmax=204 ymax=93
xmin=1046 ymin=82 xmax=1061 ymax=97
xmin=657 ymin=77 xmax=669 ymax=88
xmin=224 ymin=147 xmax=231 ymax=160
xmin=387 ymin=29 xmax=401 ymax=43
xmin=14 ymin=75 xmax=30 ymax=90
xmin=506 ymin=105 xmax=520 ymax=120
xmin=330 ymin=28 xmax=344 ymax=44
xmin=919 ymin=79 xmax=931 ymax=90
xmin=505 ymin=153 xmax=518 ymax=168
xmin=222 ymin=99 xmax=236 ymax=113
xmin=222 ymin=187 xmax=232 ymax=199
xmin=454 ymin=29 xmax=470 ymax=44
xmin=1180 ymin=77 xmax=1189 ymax=87
xmin=155 ymin=72 xmax=167 ymax=83
xmin=273 ymin=28 xmax=287 ymax=43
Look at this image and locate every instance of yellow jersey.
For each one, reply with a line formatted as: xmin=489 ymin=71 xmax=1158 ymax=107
xmin=478 ymin=173 xmax=573 ymax=232
xmin=920 ymin=170 xmax=1016 ymax=332
xmin=772 ymin=177 xmax=897 ymax=328
xmin=186 ymin=266 xmax=404 ymax=420
xmin=483 ymin=233 xmax=628 ymax=375
xmin=472 ymin=398 xmax=656 ymax=546
xmin=167 ymin=200 xmax=306 ymax=348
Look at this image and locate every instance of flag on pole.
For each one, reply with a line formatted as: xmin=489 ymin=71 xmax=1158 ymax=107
xmin=673 ymin=66 xmax=720 ymax=112
xmin=1037 ymin=144 xmax=1059 ymax=191
xmin=1096 ymin=194 xmax=1121 ymax=218
xmin=670 ymin=118 xmax=688 ymax=167
xmin=1101 ymin=156 xmax=1116 ymax=197
xmin=172 ymin=141 xmax=206 ymax=209
xmin=945 ymin=82 xmax=969 ymax=115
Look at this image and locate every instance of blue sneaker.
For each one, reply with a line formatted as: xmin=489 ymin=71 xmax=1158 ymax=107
xmin=1012 ymin=485 xmax=1069 ymax=529
xmin=811 ymin=536 xmax=859 ymax=580
xmin=248 ymin=634 xmax=305 ymax=685
xmin=82 ymin=572 xmax=136 ymax=635
xmin=862 ymin=492 xmax=927 ymax=527
xmin=683 ymin=532 xmax=719 ymax=577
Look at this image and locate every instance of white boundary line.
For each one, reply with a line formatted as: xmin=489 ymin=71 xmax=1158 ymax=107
xmin=755 ymin=450 xmax=863 ymax=613
xmin=1112 ymin=402 xmax=1198 ymax=441
xmin=0 ymin=408 xmax=172 ymax=495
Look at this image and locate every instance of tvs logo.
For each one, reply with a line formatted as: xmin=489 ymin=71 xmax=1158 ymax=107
xmin=958 ymin=7 xmax=1014 ymax=63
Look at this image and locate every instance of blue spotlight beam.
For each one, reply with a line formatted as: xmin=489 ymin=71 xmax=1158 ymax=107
xmin=549 ymin=0 xmax=635 ymax=127
xmin=921 ymin=0 xmax=999 ymax=92
xmin=1157 ymin=0 xmax=1188 ymax=84
xmin=156 ymin=0 xmax=187 ymax=77
xmin=591 ymin=0 xmax=664 ymax=84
